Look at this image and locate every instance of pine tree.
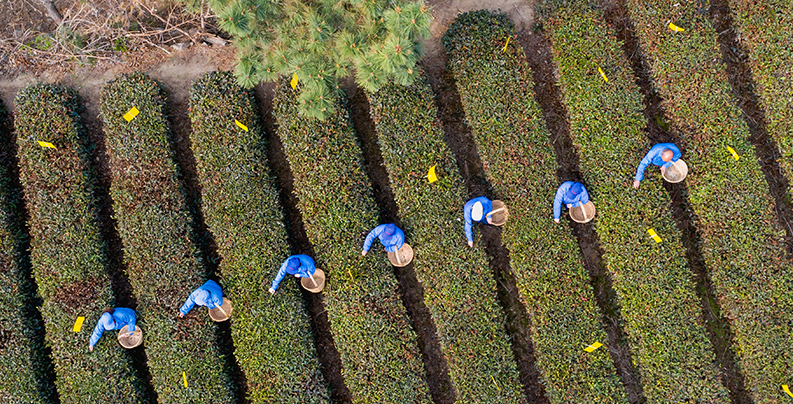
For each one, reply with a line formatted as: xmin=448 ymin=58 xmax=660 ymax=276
xmin=208 ymin=0 xmax=432 ymax=120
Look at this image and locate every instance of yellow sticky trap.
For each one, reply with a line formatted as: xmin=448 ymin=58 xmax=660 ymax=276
xmin=598 ymin=67 xmax=608 ymax=83
xmin=491 ymin=374 xmax=500 ymax=391
xmin=235 ymin=119 xmax=249 ymax=132
xmin=726 ymin=146 xmax=740 ymax=160
xmin=37 ymin=141 xmax=56 ymax=149
xmin=647 ymin=228 xmax=662 ymax=243
xmin=290 ymin=73 xmax=299 ymax=90
xmin=123 ymin=106 xmax=140 ymax=122
xmin=182 ymin=371 xmax=188 ymax=387
xmin=584 ymin=341 xmax=603 ymax=352
xmin=783 ymin=385 xmax=793 ymax=397
xmin=73 ymin=317 xmax=85 ymax=332
xmin=427 ymin=165 xmax=437 ymax=183
xmin=503 ymin=36 xmax=510 ymax=53
xmin=669 ymin=23 xmax=685 ymax=32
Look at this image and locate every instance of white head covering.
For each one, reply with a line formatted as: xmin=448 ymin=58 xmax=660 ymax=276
xmin=472 ymin=201 xmax=484 ymax=221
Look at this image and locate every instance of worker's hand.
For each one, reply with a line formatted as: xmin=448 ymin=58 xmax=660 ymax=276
xmin=362 ymin=250 xmax=367 ymax=256
xmin=129 ymin=333 xmax=134 ymax=337
xmin=554 ymin=218 xmax=560 ymax=223
xmin=660 ymin=166 xmax=667 ymax=174
xmin=294 ymin=274 xmax=300 ymax=277
xmin=89 ymin=346 xmax=93 ymax=352
xmin=178 ymin=312 xmax=184 ymax=318
xmin=566 ymin=203 xmax=572 ymax=208
xmin=632 ymin=180 xmax=640 ymax=189
xmin=467 ymin=240 xmax=473 ymax=248
xmin=269 ymin=287 xmax=275 ymax=295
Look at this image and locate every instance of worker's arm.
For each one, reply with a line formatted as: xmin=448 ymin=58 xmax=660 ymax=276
xmin=179 ymin=290 xmax=199 ymax=316
xmin=205 ymin=280 xmax=224 ymax=308
xmin=463 ymin=203 xmax=474 ymax=243
xmin=270 ymin=260 xmax=291 ymax=292
xmin=553 ymin=184 xmax=567 ymax=220
xmin=392 ymin=228 xmax=405 ymax=251
xmin=298 ymin=255 xmax=316 ymax=277
xmin=123 ymin=312 xmax=136 ymax=333
xmin=89 ymin=315 xmax=107 ymax=349
xmin=362 ymin=225 xmax=385 ymax=253
xmin=578 ymin=187 xmax=590 ymax=205
xmin=634 ymin=150 xmax=654 ymax=182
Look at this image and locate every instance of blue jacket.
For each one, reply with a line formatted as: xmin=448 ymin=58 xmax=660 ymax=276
xmin=180 ymin=280 xmax=224 ymax=316
xmin=89 ymin=308 xmax=137 ymax=349
xmin=363 ymin=224 xmax=405 ymax=253
xmin=634 ymin=143 xmax=681 ymax=181
xmin=553 ymin=181 xmax=590 ymax=219
xmin=464 ymin=196 xmax=493 ymax=243
xmin=271 ymin=254 xmax=316 ymax=291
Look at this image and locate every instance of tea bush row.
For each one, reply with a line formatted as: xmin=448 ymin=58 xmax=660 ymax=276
xmin=188 ymin=71 xmax=329 ymax=403
xmin=15 ymin=84 xmax=147 ymax=403
xmin=624 ymin=1 xmax=793 ymax=400
xmin=100 ymin=73 xmax=235 ymax=403
xmin=540 ymin=2 xmax=729 ymax=401
xmin=272 ymin=81 xmax=431 ymax=403
xmin=367 ymin=75 xmax=524 ymax=402
xmin=443 ymin=11 xmax=627 ymax=403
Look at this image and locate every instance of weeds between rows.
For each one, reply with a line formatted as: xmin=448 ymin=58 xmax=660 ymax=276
xmin=188 ymin=71 xmax=329 ymax=403
xmin=367 ymin=75 xmax=525 ymax=402
xmin=540 ymin=2 xmax=729 ymax=401
xmin=443 ymin=11 xmax=627 ymax=403
xmin=623 ymin=0 xmax=793 ymax=400
xmin=272 ymin=81 xmax=431 ymax=403
xmin=15 ymin=83 xmax=148 ymax=403
xmin=100 ymin=73 xmax=235 ymax=403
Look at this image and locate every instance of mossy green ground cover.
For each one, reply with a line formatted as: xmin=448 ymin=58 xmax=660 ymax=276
xmin=541 ymin=2 xmax=728 ymax=401
xmin=188 ymin=71 xmax=328 ymax=403
xmin=443 ymin=11 xmax=627 ymax=403
xmin=101 ymin=73 xmax=235 ymax=403
xmin=15 ymin=84 xmax=147 ymax=403
xmin=273 ymin=82 xmax=431 ymax=403
xmin=727 ymin=0 xmax=793 ymax=199
xmin=624 ymin=1 xmax=793 ymax=401
xmin=367 ymin=75 xmax=525 ymax=402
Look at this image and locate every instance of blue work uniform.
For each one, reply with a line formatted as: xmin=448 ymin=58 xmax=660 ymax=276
xmin=463 ymin=196 xmax=493 ymax=244
xmin=553 ymin=181 xmax=590 ymax=220
xmin=89 ymin=308 xmax=137 ymax=349
xmin=271 ymin=254 xmax=316 ymax=291
xmin=634 ymin=143 xmax=682 ymax=181
xmin=363 ymin=224 xmax=405 ymax=253
xmin=179 ymin=280 xmax=224 ymax=316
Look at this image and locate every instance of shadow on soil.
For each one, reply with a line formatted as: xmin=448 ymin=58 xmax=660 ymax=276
xmin=254 ymin=83 xmax=353 ymax=404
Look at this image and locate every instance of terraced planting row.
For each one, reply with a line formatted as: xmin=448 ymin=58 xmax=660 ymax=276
xmin=14 ymin=84 xmax=147 ymax=403
xmin=540 ymin=2 xmax=728 ymax=401
xmin=726 ymin=0 xmax=793 ymax=199
xmin=100 ymin=73 xmax=235 ymax=403
xmin=367 ymin=76 xmax=524 ymax=401
xmin=0 ymin=100 xmax=55 ymax=403
xmin=272 ymin=82 xmax=431 ymax=403
xmin=187 ymin=72 xmax=328 ymax=403
xmin=624 ymin=0 xmax=793 ymax=401
xmin=443 ymin=11 xmax=627 ymax=403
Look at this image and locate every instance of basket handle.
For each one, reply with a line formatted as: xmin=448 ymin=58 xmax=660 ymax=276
xmin=486 ymin=207 xmax=507 ymax=218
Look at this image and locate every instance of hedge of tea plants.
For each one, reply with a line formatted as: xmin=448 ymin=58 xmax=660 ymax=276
xmin=727 ymin=0 xmax=793 ymax=199
xmin=100 ymin=73 xmax=236 ymax=403
xmin=188 ymin=71 xmax=329 ymax=403
xmin=272 ymin=82 xmax=431 ymax=403
xmin=0 ymin=98 xmax=57 ymax=403
xmin=624 ymin=1 xmax=793 ymax=400
xmin=443 ymin=11 xmax=627 ymax=403
xmin=14 ymin=84 xmax=147 ymax=403
xmin=540 ymin=2 xmax=729 ymax=401
xmin=367 ymin=75 xmax=525 ymax=402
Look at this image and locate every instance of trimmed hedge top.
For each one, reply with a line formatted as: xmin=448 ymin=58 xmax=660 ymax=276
xmin=101 ymin=72 xmax=236 ymax=403
xmin=188 ymin=71 xmax=329 ymax=403
xmin=273 ymin=81 xmax=432 ymax=403
xmin=368 ymin=75 xmax=525 ymax=402
xmin=15 ymin=83 xmax=147 ymax=403
xmin=444 ymin=11 xmax=627 ymax=403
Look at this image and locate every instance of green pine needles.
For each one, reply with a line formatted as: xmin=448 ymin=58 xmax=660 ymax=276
xmin=209 ymin=0 xmax=432 ymax=120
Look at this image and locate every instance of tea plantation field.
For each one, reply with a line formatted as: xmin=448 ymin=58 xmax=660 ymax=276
xmin=1 ymin=2 xmax=791 ymax=403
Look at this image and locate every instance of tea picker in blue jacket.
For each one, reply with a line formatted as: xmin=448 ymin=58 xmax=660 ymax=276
xmin=463 ymin=196 xmax=495 ymax=247
xmin=179 ymin=280 xmax=224 ymax=317
xmin=633 ymin=143 xmax=681 ymax=189
xmin=553 ymin=181 xmax=590 ymax=223
xmin=89 ymin=307 xmax=137 ymax=351
xmin=362 ymin=223 xmax=405 ymax=256
xmin=269 ymin=254 xmax=316 ymax=294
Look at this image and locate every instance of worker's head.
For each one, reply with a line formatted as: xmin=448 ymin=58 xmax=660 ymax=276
xmin=287 ymin=257 xmax=301 ymax=271
xmin=662 ymin=149 xmax=674 ymax=162
xmin=384 ymin=224 xmax=397 ymax=236
xmin=472 ymin=201 xmax=484 ymax=221
xmin=566 ymin=182 xmax=584 ymax=200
